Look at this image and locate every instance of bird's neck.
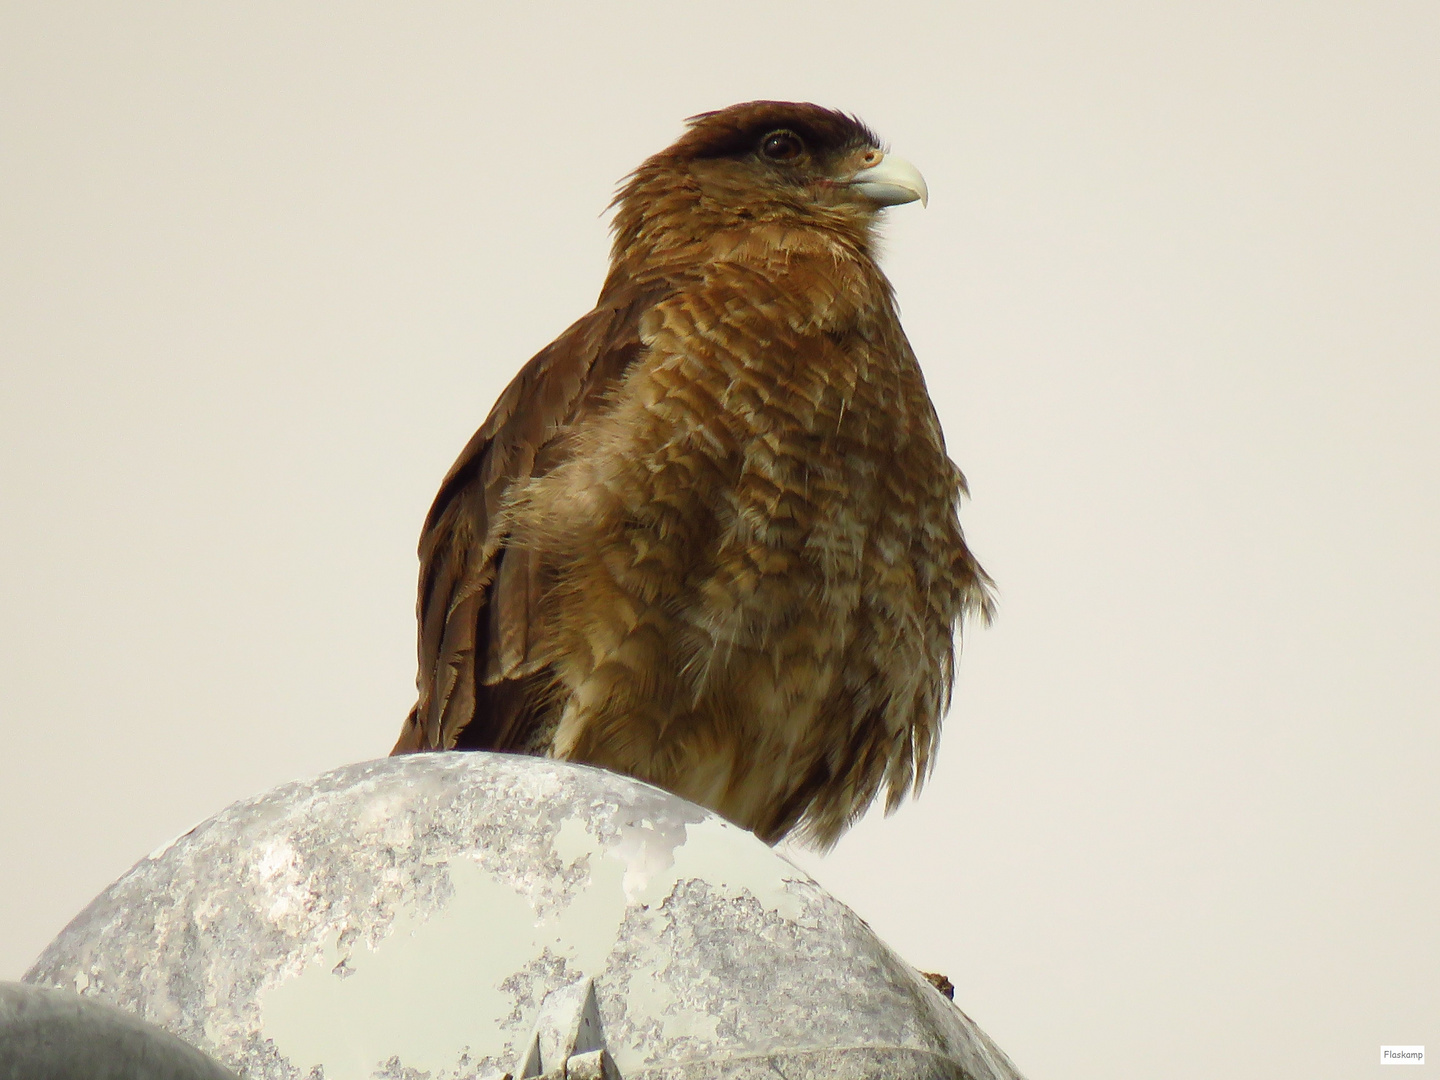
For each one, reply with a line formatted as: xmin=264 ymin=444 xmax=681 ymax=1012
xmin=603 ymin=170 xmax=880 ymax=298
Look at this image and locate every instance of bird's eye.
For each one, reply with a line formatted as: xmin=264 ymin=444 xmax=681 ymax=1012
xmin=759 ymin=129 xmax=805 ymax=163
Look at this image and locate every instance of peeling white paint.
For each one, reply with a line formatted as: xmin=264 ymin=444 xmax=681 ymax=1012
xmin=660 ymin=818 xmax=810 ymax=922
xmin=260 ymin=859 xmax=534 ymax=1079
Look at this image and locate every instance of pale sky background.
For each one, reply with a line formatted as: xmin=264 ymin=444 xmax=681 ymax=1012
xmin=1 ymin=3 xmax=1436 ymax=1078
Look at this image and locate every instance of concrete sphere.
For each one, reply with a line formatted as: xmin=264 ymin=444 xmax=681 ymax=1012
xmin=25 ymin=753 xmax=1022 ymax=1080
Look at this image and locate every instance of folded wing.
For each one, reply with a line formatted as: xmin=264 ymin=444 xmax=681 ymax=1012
xmin=392 ymin=287 xmax=654 ymax=754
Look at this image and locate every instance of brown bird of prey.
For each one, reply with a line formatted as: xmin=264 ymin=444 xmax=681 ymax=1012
xmin=393 ymin=101 xmax=992 ymax=848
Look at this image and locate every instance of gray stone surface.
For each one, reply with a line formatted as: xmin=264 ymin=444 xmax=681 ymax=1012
xmin=24 ymin=753 xmax=1023 ymax=1080
xmin=0 ymin=981 xmax=239 ymax=1080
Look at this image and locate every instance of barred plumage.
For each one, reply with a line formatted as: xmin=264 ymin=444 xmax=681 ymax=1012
xmin=393 ymin=101 xmax=992 ymax=848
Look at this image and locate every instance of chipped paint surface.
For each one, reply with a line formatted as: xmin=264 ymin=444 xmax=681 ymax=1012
xmin=24 ymin=754 xmax=1023 ymax=1080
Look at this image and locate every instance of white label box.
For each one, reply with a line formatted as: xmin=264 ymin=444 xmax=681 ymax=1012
xmin=1381 ymin=1046 xmax=1425 ymax=1065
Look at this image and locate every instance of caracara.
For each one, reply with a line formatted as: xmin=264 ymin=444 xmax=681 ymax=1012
xmin=393 ymin=101 xmax=992 ymax=848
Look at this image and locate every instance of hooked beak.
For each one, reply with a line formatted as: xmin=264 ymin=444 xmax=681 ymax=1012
xmin=850 ymin=152 xmax=928 ymax=208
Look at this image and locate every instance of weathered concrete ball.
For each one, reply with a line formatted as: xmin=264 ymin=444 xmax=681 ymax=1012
xmin=25 ymin=753 xmax=1021 ymax=1080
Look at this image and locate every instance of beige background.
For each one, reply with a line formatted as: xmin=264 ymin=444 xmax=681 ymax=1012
xmin=2 ymin=3 xmax=1436 ymax=1077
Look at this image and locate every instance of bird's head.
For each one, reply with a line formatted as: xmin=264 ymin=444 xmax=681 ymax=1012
xmin=608 ymin=101 xmax=926 ymax=273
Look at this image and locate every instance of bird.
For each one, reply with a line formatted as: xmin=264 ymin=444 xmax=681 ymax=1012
xmin=392 ymin=101 xmax=993 ymax=848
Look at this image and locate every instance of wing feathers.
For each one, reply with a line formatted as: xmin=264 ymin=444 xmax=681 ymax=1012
xmin=395 ymin=290 xmax=653 ymax=755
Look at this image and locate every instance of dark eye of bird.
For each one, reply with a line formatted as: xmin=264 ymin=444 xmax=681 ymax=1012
xmin=759 ymin=129 xmax=805 ymax=163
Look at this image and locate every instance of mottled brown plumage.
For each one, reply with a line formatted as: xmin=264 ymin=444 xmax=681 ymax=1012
xmin=393 ymin=102 xmax=992 ymax=847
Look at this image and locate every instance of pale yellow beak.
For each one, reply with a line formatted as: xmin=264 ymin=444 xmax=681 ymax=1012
xmin=851 ymin=152 xmax=928 ymax=208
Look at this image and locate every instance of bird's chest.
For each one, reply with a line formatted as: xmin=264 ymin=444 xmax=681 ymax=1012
xmin=523 ymin=260 xmax=937 ymax=708
xmin=606 ymin=333 xmax=908 ymax=641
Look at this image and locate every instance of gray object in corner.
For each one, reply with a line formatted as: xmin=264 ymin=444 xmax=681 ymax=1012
xmin=0 ymin=981 xmax=239 ymax=1080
